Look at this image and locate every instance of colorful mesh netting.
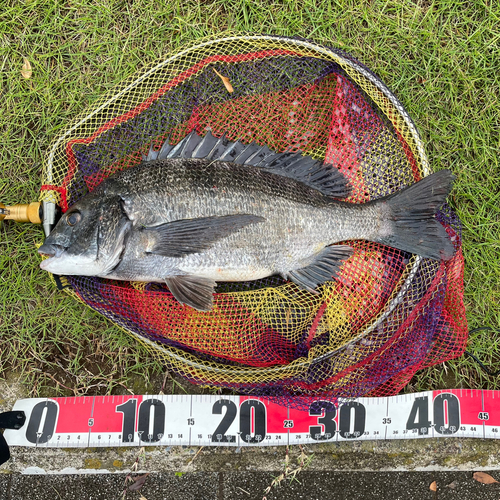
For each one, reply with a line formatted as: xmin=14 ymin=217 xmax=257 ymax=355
xmin=40 ymin=33 xmax=467 ymax=404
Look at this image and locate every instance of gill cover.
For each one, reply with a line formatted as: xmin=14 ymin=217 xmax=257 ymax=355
xmin=39 ymin=194 xmax=131 ymax=276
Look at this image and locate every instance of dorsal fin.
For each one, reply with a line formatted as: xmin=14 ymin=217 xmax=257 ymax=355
xmin=143 ymin=131 xmax=351 ymax=198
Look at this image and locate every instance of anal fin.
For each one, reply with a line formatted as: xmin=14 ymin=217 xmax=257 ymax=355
xmin=165 ymin=275 xmax=217 ymax=311
xmin=286 ymin=245 xmax=353 ymax=292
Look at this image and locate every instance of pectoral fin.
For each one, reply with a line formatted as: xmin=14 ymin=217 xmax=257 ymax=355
xmin=145 ymin=214 xmax=265 ymax=257
xmin=286 ymin=245 xmax=353 ymax=292
xmin=165 ymin=275 xmax=217 ymax=311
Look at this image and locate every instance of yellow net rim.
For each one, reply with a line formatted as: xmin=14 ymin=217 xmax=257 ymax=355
xmin=41 ymin=32 xmax=431 ymax=380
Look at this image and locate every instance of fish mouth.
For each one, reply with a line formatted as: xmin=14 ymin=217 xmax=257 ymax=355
xmin=38 ymin=243 xmax=66 ymax=259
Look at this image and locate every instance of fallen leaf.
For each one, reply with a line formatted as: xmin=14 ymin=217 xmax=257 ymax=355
xmin=21 ymin=58 xmax=32 ymax=79
xmin=213 ymin=68 xmax=233 ymax=93
xmin=473 ymin=472 xmax=498 ymax=484
xmin=429 ymin=481 xmax=437 ymax=491
xmin=446 ymin=481 xmax=457 ymax=489
xmin=128 ymin=473 xmax=150 ymax=491
xmin=139 ymin=496 xmax=148 ymax=500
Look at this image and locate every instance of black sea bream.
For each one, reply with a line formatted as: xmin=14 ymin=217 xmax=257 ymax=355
xmin=39 ymin=131 xmax=455 ymax=311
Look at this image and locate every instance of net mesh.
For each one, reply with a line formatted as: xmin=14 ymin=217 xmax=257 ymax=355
xmin=40 ymin=33 xmax=467 ymax=405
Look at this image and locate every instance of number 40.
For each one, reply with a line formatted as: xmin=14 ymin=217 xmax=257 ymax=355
xmin=406 ymin=394 xmax=460 ymax=435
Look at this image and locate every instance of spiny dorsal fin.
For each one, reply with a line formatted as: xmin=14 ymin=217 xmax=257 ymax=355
xmin=144 ymin=131 xmax=351 ymax=199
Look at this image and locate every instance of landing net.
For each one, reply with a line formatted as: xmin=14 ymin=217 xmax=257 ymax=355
xmin=40 ymin=33 xmax=467 ymax=405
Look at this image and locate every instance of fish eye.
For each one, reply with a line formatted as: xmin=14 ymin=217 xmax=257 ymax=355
xmin=66 ymin=212 xmax=81 ymax=226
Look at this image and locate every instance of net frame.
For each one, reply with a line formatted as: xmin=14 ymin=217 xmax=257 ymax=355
xmin=39 ymin=32 xmax=467 ymax=402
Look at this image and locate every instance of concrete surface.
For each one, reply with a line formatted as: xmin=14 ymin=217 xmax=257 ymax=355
xmin=2 ymin=439 xmax=500 ymax=474
xmin=0 ymin=475 xmax=9 ymax=500
xmin=1 ymin=471 xmax=500 ymax=499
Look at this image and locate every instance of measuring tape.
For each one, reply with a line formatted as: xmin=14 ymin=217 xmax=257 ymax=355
xmin=3 ymin=389 xmax=500 ymax=449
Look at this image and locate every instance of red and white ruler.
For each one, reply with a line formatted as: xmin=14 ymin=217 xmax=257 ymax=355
xmin=4 ymin=390 xmax=500 ymax=448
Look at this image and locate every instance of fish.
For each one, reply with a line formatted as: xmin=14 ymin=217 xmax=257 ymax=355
xmin=38 ymin=131 xmax=455 ymax=311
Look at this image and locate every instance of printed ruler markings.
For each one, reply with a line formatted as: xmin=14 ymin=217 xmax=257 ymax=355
xmin=35 ymin=399 xmax=48 ymax=448
xmin=334 ymin=403 xmax=338 ymax=443
xmin=384 ymin=397 xmax=389 ymax=440
xmin=88 ymin=396 xmax=96 ymax=447
xmin=481 ymin=390 xmax=485 ymax=439
xmin=189 ymin=395 xmax=192 ymax=447
xmin=6 ymin=391 xmax=500 ymax=448
xmin=430 ymin=393 xmax=435 ymax=439
xmin=382 ymin=396 xmax=386 ymax=442
xmin=287 ymin=404 xmax=290 ymax=447
xmin=492 ymin=390 xmax=496 ymax=440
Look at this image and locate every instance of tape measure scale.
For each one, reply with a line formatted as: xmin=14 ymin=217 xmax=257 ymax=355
xmin=4 ymin=390 xmax=500 ymax=449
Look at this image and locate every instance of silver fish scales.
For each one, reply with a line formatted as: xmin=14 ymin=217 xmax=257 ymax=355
xmin=39 ymin=131 xmax=454 ymax=311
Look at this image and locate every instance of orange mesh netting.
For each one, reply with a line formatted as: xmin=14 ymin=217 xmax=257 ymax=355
xmin=39 ymin=33 xmax=467 ymax=405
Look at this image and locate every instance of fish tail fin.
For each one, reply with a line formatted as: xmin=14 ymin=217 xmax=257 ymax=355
xmin=374 ymin=170 xmax=456 ymax=261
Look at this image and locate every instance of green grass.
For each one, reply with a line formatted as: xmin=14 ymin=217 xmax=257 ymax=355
xmin=0 ymin=0 xmax=499 ymax=397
